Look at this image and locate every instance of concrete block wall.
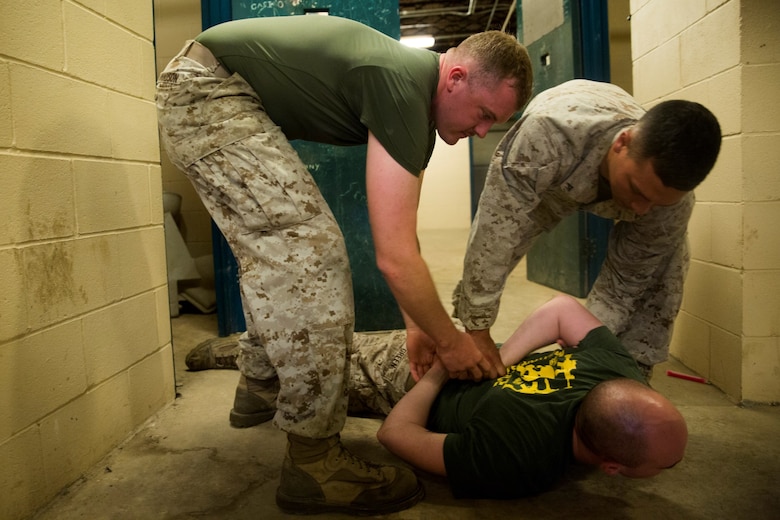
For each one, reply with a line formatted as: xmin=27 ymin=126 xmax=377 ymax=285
xmin=738 ymin=0 xmax=780 ymax=402
xmin=0 ymin=2 xmax=174 ymax=519
xmin=631 ymin=0 xmax=780 ymax=402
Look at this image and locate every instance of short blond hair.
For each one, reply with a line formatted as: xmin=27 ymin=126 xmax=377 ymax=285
xmin=455 ymin=31 xmax=533 ymax=110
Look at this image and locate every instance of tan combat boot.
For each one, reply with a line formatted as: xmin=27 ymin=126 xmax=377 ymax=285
xmin=276 ymin=433 xmax=424 ymax=515
xmin=184 ymin=334 xmax=240 ymax=371
xmin=229 ymin=375 xmax=279 ymax=428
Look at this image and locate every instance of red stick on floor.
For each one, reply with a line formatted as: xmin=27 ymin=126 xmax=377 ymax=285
xmin=666 ymin=370 xmax=708 ymax=384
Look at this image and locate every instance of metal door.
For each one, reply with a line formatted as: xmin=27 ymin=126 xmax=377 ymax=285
xmin=519 ymin=0 xmax=614 ymax=297
xmin=203 ymin=1 xmax=404 ymax=334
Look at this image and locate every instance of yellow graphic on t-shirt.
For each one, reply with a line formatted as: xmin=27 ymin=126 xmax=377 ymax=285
xmin=494 ymin=350 xmax=577 ymax=394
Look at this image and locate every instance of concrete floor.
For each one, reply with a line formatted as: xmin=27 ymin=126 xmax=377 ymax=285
xmin=32 ymin=229 xmax=780 ymax=519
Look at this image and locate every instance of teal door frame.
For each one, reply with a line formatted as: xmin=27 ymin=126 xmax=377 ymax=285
xmin=201 ymin=0 xmax=241 ymax=337
xmin=201 ymin=0 xmax=232 ymax=29
xmin=578 ymin=0 xmax=613 ymax=293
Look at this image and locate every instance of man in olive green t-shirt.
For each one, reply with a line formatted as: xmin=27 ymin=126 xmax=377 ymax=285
xmin=370 ymin=295 xmax=687 ymax=499
xmin=156 ymin=15 xmax=532 ymax=515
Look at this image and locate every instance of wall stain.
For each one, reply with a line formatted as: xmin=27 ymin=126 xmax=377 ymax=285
xmin=26 ymin=244 xmax=79 ymax=307
xmin=744 ymin=225 xmax=758 ymax=247
xmin=32 ymin=216 xmax=72 ymax=240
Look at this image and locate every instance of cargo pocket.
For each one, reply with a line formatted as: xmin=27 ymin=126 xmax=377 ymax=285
xmin=197 ymin=132 xmax=325 ymax=232
xmin=161 ymin=71 xmax=326 ymax=232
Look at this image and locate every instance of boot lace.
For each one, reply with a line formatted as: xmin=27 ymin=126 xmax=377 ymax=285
xmin=334 ymin=445 xmax=383 ymax=478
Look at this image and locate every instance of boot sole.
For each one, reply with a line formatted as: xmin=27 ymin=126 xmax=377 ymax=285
xmin=275 ymin=482 xmax=424 ymax=516
xmin=229 ymin=407 xmax=275 ymax=428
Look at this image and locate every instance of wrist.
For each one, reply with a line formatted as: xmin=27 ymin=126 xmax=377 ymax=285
xmin=424 ymin=362 xmax=450 ymax=386
xmin=467 ymin=328 xmax=491 ymax=340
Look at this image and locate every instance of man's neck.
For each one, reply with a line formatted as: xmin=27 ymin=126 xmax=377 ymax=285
xmin=571 ymin=428 xmax=601 ymax=466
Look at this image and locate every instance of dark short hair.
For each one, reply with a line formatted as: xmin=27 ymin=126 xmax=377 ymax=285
xmin=574 ymin=379 xmax=649 ymax=468
xmin=629 ymin=100 xmax=722 ymax=191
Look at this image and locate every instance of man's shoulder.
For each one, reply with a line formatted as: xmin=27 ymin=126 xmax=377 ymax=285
xmin=569 ymin=326 xmax=646 ymax=381
xmin=550 ymin=79 xmax=632 ymax=99
xmin=525 ymin=80 xmax=641 ymax=119
xmin=575 ymin=325 xmax=624 ymax=352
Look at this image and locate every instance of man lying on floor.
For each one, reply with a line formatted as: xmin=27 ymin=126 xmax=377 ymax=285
xmin=186 ymin=294 xmax=687 ymax=499
xmin=350 ymin=294 xmax=687 ymax=499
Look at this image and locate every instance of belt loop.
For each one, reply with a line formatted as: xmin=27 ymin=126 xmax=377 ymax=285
xmin=183 ymin=40 xmax=230 ymax=78
xmin=178 ymin=40 xmax=197 ymax=60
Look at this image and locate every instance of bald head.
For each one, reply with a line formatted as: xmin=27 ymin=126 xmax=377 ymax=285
xmin=575 ymin=378 xmax=688 ymax=478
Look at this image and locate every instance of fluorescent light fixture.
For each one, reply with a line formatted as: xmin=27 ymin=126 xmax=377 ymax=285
xmin=401 ymin=35 xmax=435 ymax=48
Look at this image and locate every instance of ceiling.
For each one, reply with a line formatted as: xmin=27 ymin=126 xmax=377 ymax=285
xmin=398 ymin=0 xmax=519 ymax=53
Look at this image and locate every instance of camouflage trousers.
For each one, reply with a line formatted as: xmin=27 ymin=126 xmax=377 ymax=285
xmin=156 ymin=41 xmax=354 ymax=438
xmin=586 ymin=227 xmax=690 ymax=368
xmin=348 ymin=330 xmax=415 ymax=416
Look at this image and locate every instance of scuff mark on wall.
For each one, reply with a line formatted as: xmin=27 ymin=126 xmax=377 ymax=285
xmin=26 ymin=243 xmax=77 ymax=308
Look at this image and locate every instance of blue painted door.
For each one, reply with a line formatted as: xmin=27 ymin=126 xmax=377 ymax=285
xmin=203 ymin=1 xmax=404 ymax=334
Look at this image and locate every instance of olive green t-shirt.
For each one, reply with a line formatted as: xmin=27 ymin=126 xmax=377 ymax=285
xmin=429 ymin=326 xmax=646 ymax=499
xmin=197 ymin=15 xmax=439 ymax=175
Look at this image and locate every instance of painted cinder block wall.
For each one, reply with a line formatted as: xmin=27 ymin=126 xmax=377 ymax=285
xmin=1 ymin=0 xmax=777 ymax=518
xmin=631 ymin=0 xmax=780 ymax=403
xmin=0 ymin=1 xmax=174 ymax=519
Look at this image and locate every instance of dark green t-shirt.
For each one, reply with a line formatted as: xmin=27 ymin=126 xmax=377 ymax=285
xmin=429 ymin=326 xmax=646 ymax=499
xmin=196 ymin=15 xmax=439 ymax=175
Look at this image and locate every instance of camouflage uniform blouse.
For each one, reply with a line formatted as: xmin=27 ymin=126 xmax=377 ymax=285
xmin=454 ymin=80 xmax=693 ymax=367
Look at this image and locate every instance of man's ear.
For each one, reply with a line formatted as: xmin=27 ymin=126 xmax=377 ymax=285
xmin=447 ymin=65 xmax=467 ymax=88
xmin=599 ymin=461 xmax=622 ymax=476
xmin=614 ymin=128 xmax=633 ymax=153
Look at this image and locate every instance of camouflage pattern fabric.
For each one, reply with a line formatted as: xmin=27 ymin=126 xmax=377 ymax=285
xmin=347 ymin=330 xmax=413 ymax=416
xmin=157 ymin=42 xmax=353 ymax=438
xmin=454 ymin=80 xmax=692 ymax=368
xmin=585 ymin=199 xmax=691 ymax=367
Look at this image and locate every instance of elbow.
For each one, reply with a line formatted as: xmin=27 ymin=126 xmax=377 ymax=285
xmin=376 ymin=421 xmax=400 ymax=453
xmin=550 ymin=293 xmax=581 ymax=311
xmin=374 ymin=254 xmax=394 ymax=280
xmin=376 ymin=422 xmax=391 ymax=448
xmin=374 ymin=251 xmax=406 ymax=286
xmin=374 ymin=234 xmax=421 ymax=279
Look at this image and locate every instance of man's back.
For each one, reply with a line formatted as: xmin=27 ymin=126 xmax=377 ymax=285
xmin=197 ymin=16 xmax=439 ymax=172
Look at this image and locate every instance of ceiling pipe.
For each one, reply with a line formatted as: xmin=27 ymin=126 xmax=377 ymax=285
xmin=485 ymin=0 xmax=500 ymax=30
xmin=501 ymin=0 xmax=517 ymax=32
xmin=400 ymin=0 xmax=478 ymax=19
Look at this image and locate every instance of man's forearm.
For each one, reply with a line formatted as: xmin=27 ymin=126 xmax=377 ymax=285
xmin=499 ymin=294 xmax=602 ymax=365
xmin=376 ymin=363 xmax=449 ymax=476
xmin=383 ymin=363 xmax=448 ymax=428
